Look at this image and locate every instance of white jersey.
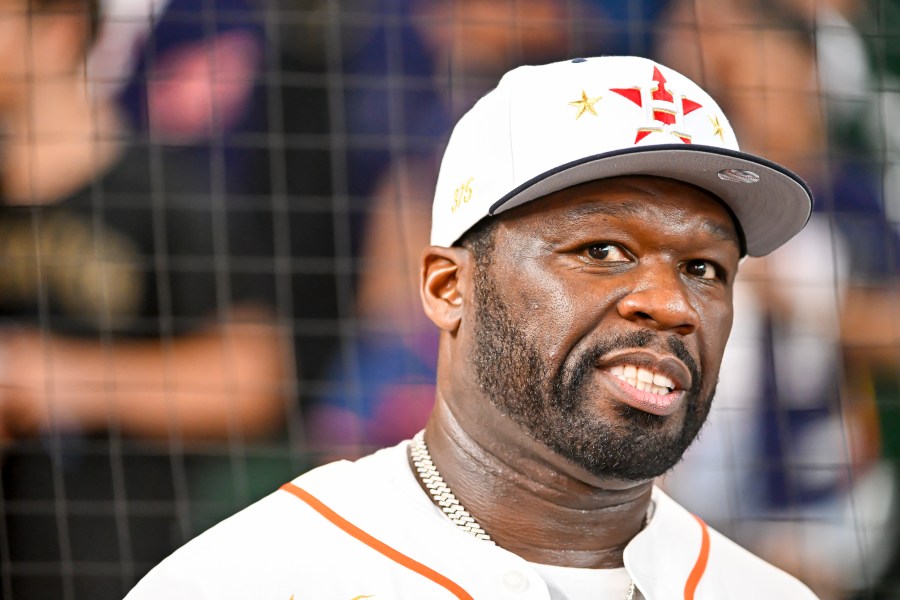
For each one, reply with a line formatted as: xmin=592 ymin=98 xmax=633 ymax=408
xmin=125 ymin=441 xmax=818 ymax=599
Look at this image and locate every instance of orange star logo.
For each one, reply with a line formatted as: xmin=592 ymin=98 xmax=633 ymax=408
xmin=568 ymin=90 xmax=602 ymax=119
xmin=611 ymin=66 xmax=703 ymax=144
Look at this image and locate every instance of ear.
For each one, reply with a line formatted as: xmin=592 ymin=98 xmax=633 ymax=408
xmin=420 ymin=246 xmax=470 ymax=333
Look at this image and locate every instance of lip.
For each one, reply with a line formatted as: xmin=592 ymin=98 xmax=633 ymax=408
xmin=595 ymin=350 xmax=693 ymax=417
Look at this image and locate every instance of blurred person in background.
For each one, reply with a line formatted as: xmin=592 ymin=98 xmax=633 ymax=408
xmin=173 ymin=0 xmax=346 ymax=527
xmin=812 ymin=1 xmax=900 ymax=592
xmin=0 ymin=0 xmax=289 ymax=596
xmin=657 ymin=0 xmax=900 ymax=597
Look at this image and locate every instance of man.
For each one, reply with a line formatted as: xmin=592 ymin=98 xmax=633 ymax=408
xmin=126 ymin=56 xmax=818 ymax=599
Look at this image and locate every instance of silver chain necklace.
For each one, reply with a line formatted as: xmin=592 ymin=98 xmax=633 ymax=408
xmin=409 ymin=430 xmax=640 ymax=600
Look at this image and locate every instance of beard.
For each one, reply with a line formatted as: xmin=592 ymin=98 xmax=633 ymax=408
xmin=470 ymin=267 xmax=714 ymax=482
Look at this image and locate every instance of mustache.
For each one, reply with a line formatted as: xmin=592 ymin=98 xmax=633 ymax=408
xmin=553 ymin=330 xmax=703 ymax=411
xmin=666 ymin=336 xmax=701 ymax=394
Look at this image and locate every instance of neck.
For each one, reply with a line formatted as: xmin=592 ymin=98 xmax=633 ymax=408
xmin=415 ymin=398 xmax=654 ymax=569
xmin=1 ymin=76 xmax=125 ymax=204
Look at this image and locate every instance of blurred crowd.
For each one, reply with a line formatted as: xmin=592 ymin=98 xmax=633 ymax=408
xmin=0 ymin=0 xmax=897 ymax=598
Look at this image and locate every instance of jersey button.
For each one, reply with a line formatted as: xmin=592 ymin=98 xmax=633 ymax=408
xmin=502 ymin=570 xmax=530 ymax=593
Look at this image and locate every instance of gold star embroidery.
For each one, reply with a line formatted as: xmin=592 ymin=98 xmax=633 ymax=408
xmin=709 ymin=114 xmax=724 ymax=141
xmin=568 ymin=90 xmax=602 ymax=119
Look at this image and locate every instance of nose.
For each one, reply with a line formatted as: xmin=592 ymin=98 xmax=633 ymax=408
xmin=616 ymin=269 xmax=700 ymax=335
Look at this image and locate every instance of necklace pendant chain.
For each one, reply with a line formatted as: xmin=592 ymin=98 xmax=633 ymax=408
xmin=409 ymin=431 xmax=642 ymax=599
xmin=410 ymin=430 xmax=494 ymax=543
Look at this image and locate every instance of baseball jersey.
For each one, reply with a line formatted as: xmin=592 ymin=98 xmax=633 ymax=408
xmin=125 ymin=441 xmax=819 ymax=599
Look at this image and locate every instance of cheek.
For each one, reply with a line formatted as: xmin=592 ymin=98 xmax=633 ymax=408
xmin=503 ymin=261 xmax=568 ymax=333
xmin=501 ymin=262 xmax=617 ymax=360
xmin=697 ymin=303 xmax=735 ymax=377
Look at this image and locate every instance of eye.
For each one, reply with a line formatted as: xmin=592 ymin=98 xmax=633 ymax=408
xmin=586 ymin=243 xmax=629 ymax=262
xmin=684 ymin=259 xmax=720 ymax=281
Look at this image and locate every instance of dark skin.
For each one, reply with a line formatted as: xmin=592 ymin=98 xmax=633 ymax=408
xmin=414 ymin=176 xmax=742 ymax=568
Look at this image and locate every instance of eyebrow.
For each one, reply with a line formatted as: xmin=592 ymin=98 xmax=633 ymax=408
xmin=563 ymin=201 xmax=643 ymax=220
xmin=700 ymin=220 xmax=741 ymax=243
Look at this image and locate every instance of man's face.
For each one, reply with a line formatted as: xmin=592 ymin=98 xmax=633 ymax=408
xmin=466 ymin=176 xmax=741 ymax=481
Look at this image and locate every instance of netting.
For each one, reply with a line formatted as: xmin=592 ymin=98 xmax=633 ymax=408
xmin=0 ymin=0 xmax=897 ymax=598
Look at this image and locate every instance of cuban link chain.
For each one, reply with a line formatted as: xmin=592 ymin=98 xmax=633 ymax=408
xmin=409 ymin=430 xmax=641 ymax=599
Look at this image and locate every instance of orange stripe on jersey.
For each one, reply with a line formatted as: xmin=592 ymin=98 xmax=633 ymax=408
xmin=280 ymin=483 xmax=475 ymax=600
xmin=683 ymin=514 xmax=711 ymax=600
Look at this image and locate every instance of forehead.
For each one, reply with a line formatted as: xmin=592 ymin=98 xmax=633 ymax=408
xmin=496 ymin=176 xmax=742 ymax=246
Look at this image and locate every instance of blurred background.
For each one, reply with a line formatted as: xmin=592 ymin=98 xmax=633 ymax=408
xmin=0 ymin=0 xmax=897 ymax=598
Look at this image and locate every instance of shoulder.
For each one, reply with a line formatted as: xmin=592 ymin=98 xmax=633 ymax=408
xmin=703 ymin=517 xmax=817 ymax=598
xmin=125 ymin=444 xmax=416 ymax=599
xmin=124 ymin=469 xmax=337 ymax=598
xmin=627 ymin=488 xmax=819 ymax=599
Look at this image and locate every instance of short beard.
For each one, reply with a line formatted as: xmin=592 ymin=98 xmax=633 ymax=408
xmin=470 ymin=261 xmax=714 ymax=482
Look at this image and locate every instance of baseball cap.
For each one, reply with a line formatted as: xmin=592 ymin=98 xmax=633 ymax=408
xmin=430 ymin=56 xmax=813 ymax=257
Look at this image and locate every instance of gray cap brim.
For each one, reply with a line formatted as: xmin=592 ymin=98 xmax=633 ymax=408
xmin=488 ymin=144 xmax=813 ymax=257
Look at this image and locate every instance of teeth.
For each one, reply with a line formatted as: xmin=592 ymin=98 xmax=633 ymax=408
xmin=653 ymin=372 xmax=675 ymax=389
xmin=608 ymin=364 xmax=675 ymax=395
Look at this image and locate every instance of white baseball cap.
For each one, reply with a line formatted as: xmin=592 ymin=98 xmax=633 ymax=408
xmin=430 ymin=55 xmax=813 ymax=257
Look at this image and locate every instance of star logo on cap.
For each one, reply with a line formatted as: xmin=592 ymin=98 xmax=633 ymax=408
xmin=611 ymin=66 xmax=703 ymax=144
xmin=568 ymin=89 xmax=602 ymax=119
xmin=709 ymin=114 xmax=724 ymax=141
